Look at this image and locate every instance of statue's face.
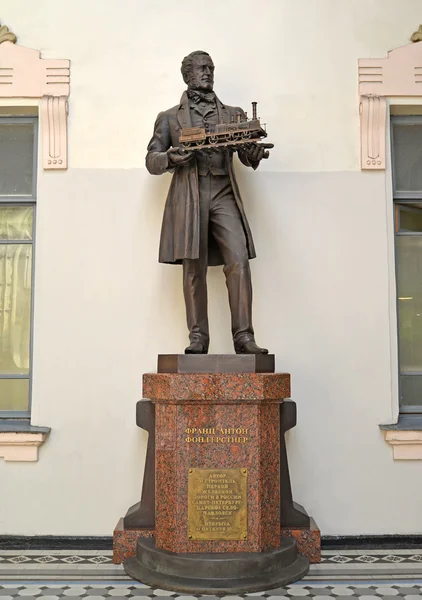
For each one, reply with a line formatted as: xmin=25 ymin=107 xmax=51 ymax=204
xmin=189 ymin=55 xmax=215 ymax=91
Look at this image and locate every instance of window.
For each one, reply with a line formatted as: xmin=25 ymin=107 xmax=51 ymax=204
xmin=0 ymin=117 xmax=37 ymax=417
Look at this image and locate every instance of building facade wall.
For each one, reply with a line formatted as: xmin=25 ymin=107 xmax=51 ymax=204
xmin=0 ymin=0 xmax=420 ymax=536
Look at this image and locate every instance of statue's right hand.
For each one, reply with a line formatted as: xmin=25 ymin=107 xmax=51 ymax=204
xmin=167 ymin=147 xmax=194 ymax=166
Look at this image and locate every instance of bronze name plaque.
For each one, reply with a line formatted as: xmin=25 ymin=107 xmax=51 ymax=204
xmin=188 ymin=468 xmax=247 ymax=540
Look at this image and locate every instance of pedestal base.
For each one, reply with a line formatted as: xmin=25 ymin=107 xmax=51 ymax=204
xmin=113 ymin=518 xmax=154 ymax=565
xmin=281 ymin=518 xmax=321 ymax=563
xmin=113 ymin=519 xmax=321 ymax=565
xmin=124 ymin=537 xmax=309 ymax=594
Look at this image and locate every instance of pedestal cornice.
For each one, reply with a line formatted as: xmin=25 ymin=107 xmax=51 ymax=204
xmin=143 ymin=372 xmax=290 ymax=402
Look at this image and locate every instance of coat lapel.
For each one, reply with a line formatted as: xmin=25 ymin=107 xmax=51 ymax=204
xmin=177 ymin=92 xmax=192 ymax=129
xmin=216 ymin=97 xmax=231 ymax=124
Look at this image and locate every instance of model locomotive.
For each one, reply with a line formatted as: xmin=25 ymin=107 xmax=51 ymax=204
xmin=179 ymin=102 xmax=267 ymax=150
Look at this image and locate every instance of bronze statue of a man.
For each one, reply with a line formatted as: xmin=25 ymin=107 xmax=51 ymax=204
xmin=146 ymin=50 xmax=271 ymax=355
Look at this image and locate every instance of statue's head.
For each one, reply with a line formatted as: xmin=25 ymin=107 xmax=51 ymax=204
xmin=181 ymin=51 xmax=214 ymax=92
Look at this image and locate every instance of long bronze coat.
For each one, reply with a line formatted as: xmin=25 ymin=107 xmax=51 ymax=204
xmin=145 ymin=92 xmax=257 ymax=266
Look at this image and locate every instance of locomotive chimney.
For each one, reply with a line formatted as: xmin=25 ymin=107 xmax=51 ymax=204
xmin=252 ymin=102 xmax=257 ymax=120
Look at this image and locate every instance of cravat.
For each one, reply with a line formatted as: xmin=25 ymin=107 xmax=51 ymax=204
xmin=187 ymin=89 xmax=216 ymax=104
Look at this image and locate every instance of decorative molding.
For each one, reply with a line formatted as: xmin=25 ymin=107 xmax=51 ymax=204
xmin=0 ymin=42 xmax=69 ymax=98
xmin=411 ymin=25 xmax=422 ymax=43
xmin=359 ymin=95 xmax=386 ymax=169
xmin=358 ymin=40 xmax=422 ymax=170
xmin=41 ymin=96 xmax=68 ymax=169
xmin=0 ymin=24 xmax=17 ymax=45
xmin=384 ymin=430 xmax=422 ymax=460
xmin=0 ymin=432 xmax=48 ymax=462
xmin=0 ymin=37 xmax=70 ymax=170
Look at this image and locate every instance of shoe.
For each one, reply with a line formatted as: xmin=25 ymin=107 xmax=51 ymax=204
xmin=185 ymin=341 xmax=208 ymax=354
xmin=235 ymin=340 xmax=269 ymax=355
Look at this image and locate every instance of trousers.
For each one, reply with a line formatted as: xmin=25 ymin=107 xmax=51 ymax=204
xmin=183 ymin=174 xmax=254 ymax=349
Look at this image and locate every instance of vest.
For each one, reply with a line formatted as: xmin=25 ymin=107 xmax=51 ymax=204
xmin=189 ymin=100 xmax=228 ymax=176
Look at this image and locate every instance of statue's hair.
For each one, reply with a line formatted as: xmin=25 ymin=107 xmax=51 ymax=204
xmin=181 ymin=50 xmax=211 ymax=85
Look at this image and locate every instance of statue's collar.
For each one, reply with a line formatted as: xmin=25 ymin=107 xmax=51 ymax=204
xmin=179 ymin=90 xmax=225 ymax=110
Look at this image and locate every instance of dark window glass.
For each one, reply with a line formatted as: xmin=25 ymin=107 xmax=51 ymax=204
xmin=398 ymin=204 xmax=422 ymax=232
xmin=0 ymin=123 xmax=34 ymax=197
xmin=0 ymin=379 xmax=29 ymax=412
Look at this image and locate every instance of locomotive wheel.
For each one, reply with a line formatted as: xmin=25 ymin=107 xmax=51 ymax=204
xmin=182 ymin=142 xmax=193 ymax=148
xmin=216 ymin=134 xmax=232 ymax=142
xmin=209 ymin=136 xmax=218 ymax=144
xmin=193 ymin=140 xmax=205 ymax=147
xmin=242 ymin=133 xmax=251 ymax=140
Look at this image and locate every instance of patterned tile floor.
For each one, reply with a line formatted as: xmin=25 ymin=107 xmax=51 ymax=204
xmin=0 ymin=550 xmax=422 ymax=599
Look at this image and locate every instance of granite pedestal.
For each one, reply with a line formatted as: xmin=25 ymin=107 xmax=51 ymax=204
xmin=117 ymin=355 xmax=315 ymax=592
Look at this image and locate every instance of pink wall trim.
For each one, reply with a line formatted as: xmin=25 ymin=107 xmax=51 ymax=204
xmin=0 ymin=432 xmax=47 ymax=461
xmin=0 ymin=40 xmax=70 ymax=170
xmin=359 ymin=41 xmax=422 ymax=170
xmin=384 ymin=430 xmax=422 ymax=460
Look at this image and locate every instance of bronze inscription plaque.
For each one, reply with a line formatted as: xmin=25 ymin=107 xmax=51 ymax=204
xmin=188 ymin=468 xmax=248 ymax=540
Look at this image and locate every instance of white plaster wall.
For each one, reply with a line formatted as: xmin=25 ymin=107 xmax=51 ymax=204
xmin=0 ymin=0 xmax=422 ymax=536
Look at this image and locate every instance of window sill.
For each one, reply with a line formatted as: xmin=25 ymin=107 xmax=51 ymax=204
xmin=380 ymin=415 xmax=422 ymax=460
xmin=0 ymin=421 xmax=50 ymax=462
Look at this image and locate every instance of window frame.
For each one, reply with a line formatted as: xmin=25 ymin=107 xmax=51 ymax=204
xmin=392 ymin=115 xmax=422 ymax=414
xmin=0 ymin=115 xmax=38 ymax=419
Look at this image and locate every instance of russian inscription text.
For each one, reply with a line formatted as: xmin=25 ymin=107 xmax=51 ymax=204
xmin=185 ymin=426 xmax=250 ymax=443
xmin=188 ymin=468 xmax=248 ymax=541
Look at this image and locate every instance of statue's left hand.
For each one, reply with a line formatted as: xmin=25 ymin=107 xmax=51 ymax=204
xmin=242 ymin=142 xmax=274 ymax=162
